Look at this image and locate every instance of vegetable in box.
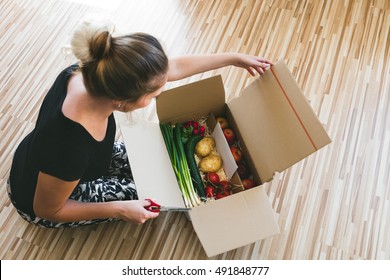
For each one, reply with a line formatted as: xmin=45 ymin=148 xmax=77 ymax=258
xmin=160 ymin=113 xmax=254 ymax=208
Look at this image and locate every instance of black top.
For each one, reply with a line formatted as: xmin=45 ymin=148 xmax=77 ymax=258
xmin=9 ymin=65 xmax=116 ymax=217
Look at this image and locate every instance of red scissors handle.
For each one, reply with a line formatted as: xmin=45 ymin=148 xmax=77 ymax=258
xmin=144 ymin=198 xmax=161 ymax=213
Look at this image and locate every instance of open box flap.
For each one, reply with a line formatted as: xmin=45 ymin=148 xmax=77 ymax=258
xmin=212 ymin=123 xmax=238 ymax=178
xmin=189 ymin=186 xmax=280 ymax=257
xmin=118 ymin=117 xmax=185 ymax=208
xmin=228 ymin=61 xmax=331 ymax=182
xmin=156 ymin=75 xmax=226 ymax=123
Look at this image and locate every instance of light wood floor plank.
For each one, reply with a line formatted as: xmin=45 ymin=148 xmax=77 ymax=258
xmin=0 ymin=0 xmax=389 ymax=259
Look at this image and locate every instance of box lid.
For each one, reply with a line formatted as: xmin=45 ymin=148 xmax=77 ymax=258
xmin=228 ymin=61 xmax=331 ymax=182
xmin=118 ymin=117 xmax=185 ymax=208
xmin=156 ymin=75 xmax=225 ymax=123
xmin=189 ymin=186 xmax=280 ymax=257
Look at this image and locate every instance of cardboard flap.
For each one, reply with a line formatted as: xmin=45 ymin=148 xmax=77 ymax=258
xmin=228 ymin=61 xmax=331 ymax=182
xmin=189 ymin=186 xmax=280 ymax=257
xmin=118 ymin=118 xmax=185 ymax=208
xmin=157 ymin=76 xmax=225 ymax=123
xmin=212 ymin=123 xmax=237 ymax=179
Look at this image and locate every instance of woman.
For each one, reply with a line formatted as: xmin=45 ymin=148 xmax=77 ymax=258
xmin=7 ymin=19 xmax=272 ymax=228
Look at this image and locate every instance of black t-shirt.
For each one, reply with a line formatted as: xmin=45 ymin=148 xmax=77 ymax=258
xmin=9 ymin=65 xmax=116 ymax=217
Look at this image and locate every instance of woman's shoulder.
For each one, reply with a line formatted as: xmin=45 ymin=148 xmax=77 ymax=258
xmin=50 ymin=64 xmax=80 ymax=87
xmin=64 ymin=63 xmax=80 ymax=75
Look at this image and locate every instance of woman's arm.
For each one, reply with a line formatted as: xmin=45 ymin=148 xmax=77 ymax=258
xmin=167 ymin=53 xmax=272 ymax=81
xmin=33 ymin=172 xmax=158 ymax=224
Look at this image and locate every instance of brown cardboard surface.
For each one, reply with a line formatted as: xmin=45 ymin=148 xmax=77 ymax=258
xmin=189 ymin=186 xmax=280 ymax=257
xmin=228 ymin=61 xmax=331 ymax=182
xmin=118 ymin=61 xmax=330 ymax=257
xmin=156 ymin=75 xmax=225 ymax=123
xmin=269 ymin=62 xmax=332 ymax=149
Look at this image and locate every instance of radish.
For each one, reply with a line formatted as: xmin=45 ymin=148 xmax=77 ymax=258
xmin=207 ymin=172 xmax=220 ymax=185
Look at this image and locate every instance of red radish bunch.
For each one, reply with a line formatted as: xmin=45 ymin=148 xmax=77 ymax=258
xmin=184 ymin=121 xmax=205 ymax=136
xmin=204 ymin=172 xmax=232 ymax=200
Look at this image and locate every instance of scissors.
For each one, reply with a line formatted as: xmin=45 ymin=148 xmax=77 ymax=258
xmin=144 ymin=198 xmax=191 ymax=212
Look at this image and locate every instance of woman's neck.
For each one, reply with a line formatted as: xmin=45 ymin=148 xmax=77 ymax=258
xmin=63 ymin=72 xmax=114 ymax=122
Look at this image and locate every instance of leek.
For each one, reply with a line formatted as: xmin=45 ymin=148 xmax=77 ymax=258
xmin=160 ymin=123 xmax=201 ymax=208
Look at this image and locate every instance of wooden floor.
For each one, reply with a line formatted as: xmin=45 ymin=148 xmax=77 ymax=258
xmin=0 ymin=0 xmax=389 ymax=260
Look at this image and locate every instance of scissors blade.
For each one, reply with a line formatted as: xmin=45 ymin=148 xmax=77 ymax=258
xmin=159 ymin=206 xmax=191 ymax=212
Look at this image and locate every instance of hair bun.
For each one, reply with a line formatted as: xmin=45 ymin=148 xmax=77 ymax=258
xmin=71 ymin=15 xmax=115 ymax=64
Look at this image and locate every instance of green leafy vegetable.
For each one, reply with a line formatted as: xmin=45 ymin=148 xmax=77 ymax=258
xmin=160 ymin=123 xmax=201 ymax=208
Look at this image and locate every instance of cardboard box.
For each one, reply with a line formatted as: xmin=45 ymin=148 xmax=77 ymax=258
xmin=118 ymin=61 xmax=331 ymax=257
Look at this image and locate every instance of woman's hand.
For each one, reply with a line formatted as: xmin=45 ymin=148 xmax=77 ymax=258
xmin=117 ymin=199 xmax=159 ymax=224
xmin=232 ymin=54 xmax=273 ymax=76
xmin=34 ymin=172 xmax=158 ymax=224
xmin=168 ymin=53 xmax=273 ymax=81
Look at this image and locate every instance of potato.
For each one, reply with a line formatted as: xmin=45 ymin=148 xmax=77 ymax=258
xmin=199 ymin=154 xmax=223 ymax=173
xmin=195 ymin=137 xmax=215 ymax=157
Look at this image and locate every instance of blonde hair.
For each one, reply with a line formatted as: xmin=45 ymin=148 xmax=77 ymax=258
xmin=70 ymin=17 xmax=168 ymax=101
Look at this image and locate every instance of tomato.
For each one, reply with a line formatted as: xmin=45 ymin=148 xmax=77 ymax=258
xmin=242 ymin=178 xmax=255 ymax=190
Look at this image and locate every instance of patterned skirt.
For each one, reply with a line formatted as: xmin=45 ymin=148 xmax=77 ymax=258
xmin=7 ymin=141 xmax=138 ymax=228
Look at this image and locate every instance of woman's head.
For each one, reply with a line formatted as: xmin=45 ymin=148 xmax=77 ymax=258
xmin=70 ymin=18 xmax=169 ymax=105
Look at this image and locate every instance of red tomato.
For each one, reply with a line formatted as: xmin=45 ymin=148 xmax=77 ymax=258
xmin=242 ymin=178 xmax=255 ymax=190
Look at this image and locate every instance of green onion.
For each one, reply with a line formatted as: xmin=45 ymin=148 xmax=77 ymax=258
xmin=160 ymin=123 xmax=201 ymax=208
